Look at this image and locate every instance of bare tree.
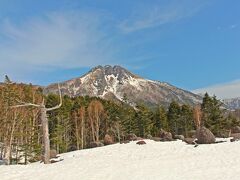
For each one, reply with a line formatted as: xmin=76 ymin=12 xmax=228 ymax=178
xmin=193 ymin=106 xmax=202 ymax=129
xmin=79 ymin=107 xmax=85 ymax=149
xmin=109 ymin=121 xmax=121 ymax=143
xmin=11 ymin=84 xmax=62 ymax=164
xmin=73 ymin=107 xmax=86 ymax=150
xmin=73 ymin=111 xmax=80 ymax=150
xmin=4 ymin=110 xmax=17 ymax=165
xmin=87 ymin=100 xmax=104 ymax=142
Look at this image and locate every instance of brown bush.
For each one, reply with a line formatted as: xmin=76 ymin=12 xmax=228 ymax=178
xmin=104 ymin=134 xmax=114 ymax=145
xmin=159 ymin=129 xmax=173 ymax=141
xmin=126 ymin=133 xmax=138 ymax=141
xmin=196 ymin=127 xmax=215 ymax=144
xmin=89 ymin=142 xmax=104 ymax=148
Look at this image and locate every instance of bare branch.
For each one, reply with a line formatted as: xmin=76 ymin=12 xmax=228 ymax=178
xmin=11 ymin=97 xmax=41 ymax=108
xmin=11 ymin=103 xmax=41 ymax=108
xmin=46 ymin=83 xmax=62 ymax=112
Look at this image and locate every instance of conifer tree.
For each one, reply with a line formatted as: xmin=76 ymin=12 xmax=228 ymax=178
xmin=152 ymin=106 xmax=168 ymax=136
xmin=180 ymin=104 xmax=194 ymax=136
xmin=4 ymin=75 xmax=12 ymax=84
xmin=201 ymin=93 xmax=224 ymax=135
xmin=167 ymin=101 xmax=181 ymax=135
xmin=135 ymin=104 xmax=153 ymax=137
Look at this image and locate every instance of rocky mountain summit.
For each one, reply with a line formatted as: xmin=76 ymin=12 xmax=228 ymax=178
xmin=44 ymin=65 xmax=202 ymax=107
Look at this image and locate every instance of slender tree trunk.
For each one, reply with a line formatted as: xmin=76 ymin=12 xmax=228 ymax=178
xmin=174 ymin=121 xmax=178 ymax=135
xmin=4 ymin=145 xmax=11 ymax=165
xmin=74 ymin=113 xmax=80 ymax=150
xmin=81 ymin=112 xmax=84 ymax=149
xmin=5 ymin=112 xmax=17 ymax=165
xmin=96 ymin=116 xmax=100 ymax=142
xmin=15 ymin=141 xmax=19 ymax=165
xmin=0 ymin=144 xmax=3 ymax=160
xmin=41 ymin=106 xmax=50 ymax=164
xmin=90 ymin=117 xmax=96 ymax=142
xmin=117 ymin=123 xmax=121 ymax=143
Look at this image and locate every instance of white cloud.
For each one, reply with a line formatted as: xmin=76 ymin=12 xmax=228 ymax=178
xmin=193 ymin=80 xmax=240 ymax=99
xmin=0 ymin=11 xmax=117 ymax=81
xmin=119 ymin=0 xmax=209 ymax=33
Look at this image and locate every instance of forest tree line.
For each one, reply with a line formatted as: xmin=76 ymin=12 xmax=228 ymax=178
xmin=0 ymin=79 xmax=240 ymax=164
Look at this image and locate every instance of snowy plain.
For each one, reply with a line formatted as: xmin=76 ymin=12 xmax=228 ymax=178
xmin=1 ymin=139 xmax=240 ymax=180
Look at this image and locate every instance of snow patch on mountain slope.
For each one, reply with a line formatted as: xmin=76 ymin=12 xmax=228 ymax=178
xmin=145 ymin=79 xmax=160 ymax=84
xmin=80 ymin=71 xmax=92 ymax=85
xmin=102 ymin=74 xmax=122 ymax=100
xmin=102 ymin=73 xmax=151 ymax=100
xmin=126 ymin=76 xmax=144 ymax=91
xmin=72 ymin=85 xmax=79 ymax=96
xmin=91 ymin=84 xmax=98 ymax=95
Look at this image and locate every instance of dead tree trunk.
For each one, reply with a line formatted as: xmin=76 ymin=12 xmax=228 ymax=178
xmin=11 ymin=84 xmax=62 ymax=164
xmin=41 ymin=106 xmax=50 ymax=164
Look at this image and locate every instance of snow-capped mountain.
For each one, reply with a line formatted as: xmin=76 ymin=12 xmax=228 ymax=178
xmin=44 ymin=65 xmax=202 ymax=107
xmin=223 ymin=97 xmax=240 ymax=110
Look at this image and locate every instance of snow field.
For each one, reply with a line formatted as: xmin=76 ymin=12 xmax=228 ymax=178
xmin=1 ymin=139 xmax=240 ymax=180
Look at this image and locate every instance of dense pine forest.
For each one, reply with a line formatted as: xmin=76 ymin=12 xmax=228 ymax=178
xmin=0 ymin=78 xmax=240 ymax=165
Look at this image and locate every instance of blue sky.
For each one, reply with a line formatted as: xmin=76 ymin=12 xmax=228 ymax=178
xmin=0 ymin=0 xmax=239 ymax=98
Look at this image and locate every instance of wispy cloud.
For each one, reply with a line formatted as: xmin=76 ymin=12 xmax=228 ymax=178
xmin=0 ymin=10 xmax=117 ymax=82
xmin=119 ymin=0 xmax=209 ymax=33
xmin=193 ymin=80 xmax=240 ymax=99
xmin=217 ymin=24 xmax=238 ymax=31
xmin=230 ymin=24 xmax=238 ymax=29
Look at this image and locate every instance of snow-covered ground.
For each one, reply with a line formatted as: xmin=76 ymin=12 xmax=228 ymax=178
xmin=1 ymin=139 xmax=240 ymax=180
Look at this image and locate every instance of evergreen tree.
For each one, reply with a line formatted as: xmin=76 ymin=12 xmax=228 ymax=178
xmin=120 ymin=103 xmax=137 ymax=135
xmin=167 ymin=101 xmax=181 ymax=135
xmin=4 ymin=75 xmax=12 ymax=84
xmin=180 ymin=104 xmax=194 ymax=136
xmin=201 ymin=93 xmax=213 ymax=127
xmin=201 ymin=93 xmax=224 ymax=135
xmin=135 ymin=104 xmax=153 ymax=137
xmin=152 ymin=106 xmax=168 ymax=136
xmin=47 ymin=95 xmax=74 ymax=153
